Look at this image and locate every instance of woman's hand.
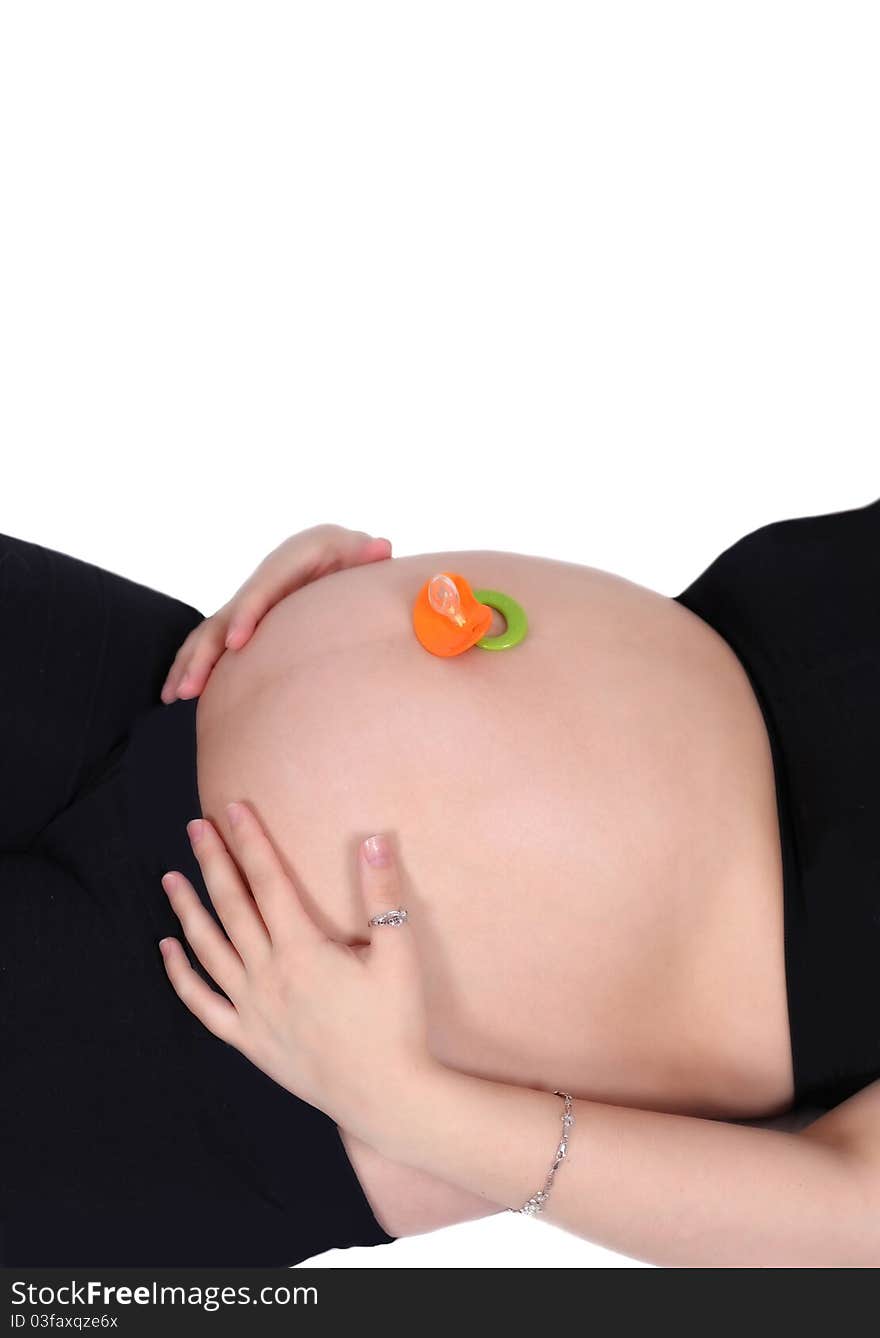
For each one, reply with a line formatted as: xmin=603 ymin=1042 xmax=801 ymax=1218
xmin=160 ymin=524 xmax=392 ymax=703
xmin=157 ymin=804 xmax=437 ymax=1150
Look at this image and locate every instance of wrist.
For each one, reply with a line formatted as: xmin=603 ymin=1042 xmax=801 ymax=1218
xmin=365 ymin=1063 xmax=574 ymax=1213
xmin=366 ymin=1058 xmax=463 ymax=1167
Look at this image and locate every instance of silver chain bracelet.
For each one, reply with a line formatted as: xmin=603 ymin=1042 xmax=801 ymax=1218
xmin=509 ymin=1090 xmax=575 ymax=1216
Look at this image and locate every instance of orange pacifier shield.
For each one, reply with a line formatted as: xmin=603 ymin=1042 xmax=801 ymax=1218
xmin=413 ymin=572 xmax=494 ymax=657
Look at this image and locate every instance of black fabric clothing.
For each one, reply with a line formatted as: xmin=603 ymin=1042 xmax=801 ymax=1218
xmin=672 ymin=497 xmax=880 ymax=1111
xmin=0 ymin=530 xmax=395 ymax=1266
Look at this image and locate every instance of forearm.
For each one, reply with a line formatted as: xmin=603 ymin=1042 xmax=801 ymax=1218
xmin=336 ymin=1124 xmax=504 ymax=1237
xmin=375 ymin=1066 xmax=877 ymax=1268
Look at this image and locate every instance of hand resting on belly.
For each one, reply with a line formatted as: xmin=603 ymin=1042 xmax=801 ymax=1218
xmin=193 ymin=548 xmax=795 ymax=1234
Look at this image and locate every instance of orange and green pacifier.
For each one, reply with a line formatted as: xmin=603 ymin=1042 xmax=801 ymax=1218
xmin=413 ymin=572 xmax=529 ymax=657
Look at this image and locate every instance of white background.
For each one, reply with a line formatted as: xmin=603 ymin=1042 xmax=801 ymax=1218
xmin=1 ymin=2 xmax=877 ymax=1268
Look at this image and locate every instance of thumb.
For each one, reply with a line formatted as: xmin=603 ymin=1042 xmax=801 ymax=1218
xmin=359 ymin=834 xmax=414 ymax=967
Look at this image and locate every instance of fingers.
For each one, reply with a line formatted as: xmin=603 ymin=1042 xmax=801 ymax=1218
xmin=359 ymin=834 xmax=414 ymax=968
xmin=158 ymin=937 xmax=242 ymax=1046
xmin=224 ymin=610 xmax=257 ymax=649
xmin=186 ymin=818 xmax=274 ymax=966
xmin=160 ymin=871 xmax=247 ymax=1001
xmin=216 ymin=583 xmax=277 ymax=653
xmin=222 ymin=801 xmax=326 ymax=953
xmin=159 ymin=528 xmax=392 ymax=704
xmin=160 ymin=612 xmax=229 ymax=703
xmin=160 ymin=637 xmax=195 ymax=703
xmin=304 ymin=526 xmax=392 ymax=579
xmin=228 ymin=526 xmax=390 ymax=630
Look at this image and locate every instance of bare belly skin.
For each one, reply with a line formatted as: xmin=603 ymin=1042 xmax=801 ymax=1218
xmin=193 ymin=550 xmax=795 ymax=1239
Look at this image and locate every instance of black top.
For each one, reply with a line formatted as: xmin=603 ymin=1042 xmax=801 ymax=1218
xmin=0 ymin=529 xmax=394 ymax=1266
xmin=672 ymin=498 xmax=880 ymax=1110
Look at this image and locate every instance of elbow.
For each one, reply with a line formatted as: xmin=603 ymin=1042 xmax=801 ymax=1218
xmin=812 ymin=1144 xmax=880 ymax=1268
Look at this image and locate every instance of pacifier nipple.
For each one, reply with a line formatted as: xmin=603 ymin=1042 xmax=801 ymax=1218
xmin=427 ymin=573 xmax=468 ymax=628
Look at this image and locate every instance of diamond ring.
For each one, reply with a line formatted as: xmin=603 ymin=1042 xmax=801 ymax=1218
xmin=368 ymin=907 xmax=408 ymax=928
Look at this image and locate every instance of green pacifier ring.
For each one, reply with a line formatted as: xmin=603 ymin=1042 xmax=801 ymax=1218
xmin=472 ymin=588 xmax=528 ymax=651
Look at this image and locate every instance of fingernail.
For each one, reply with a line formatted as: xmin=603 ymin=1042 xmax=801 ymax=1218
xmin=187 ymin=819 xmax=204 ymax=845
xmin=363 ymin=834 xmax=392 ymax=866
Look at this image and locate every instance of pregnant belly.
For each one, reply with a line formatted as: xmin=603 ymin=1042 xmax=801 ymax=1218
xmin=194 ymin=550 xmax=795 ymax=1225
